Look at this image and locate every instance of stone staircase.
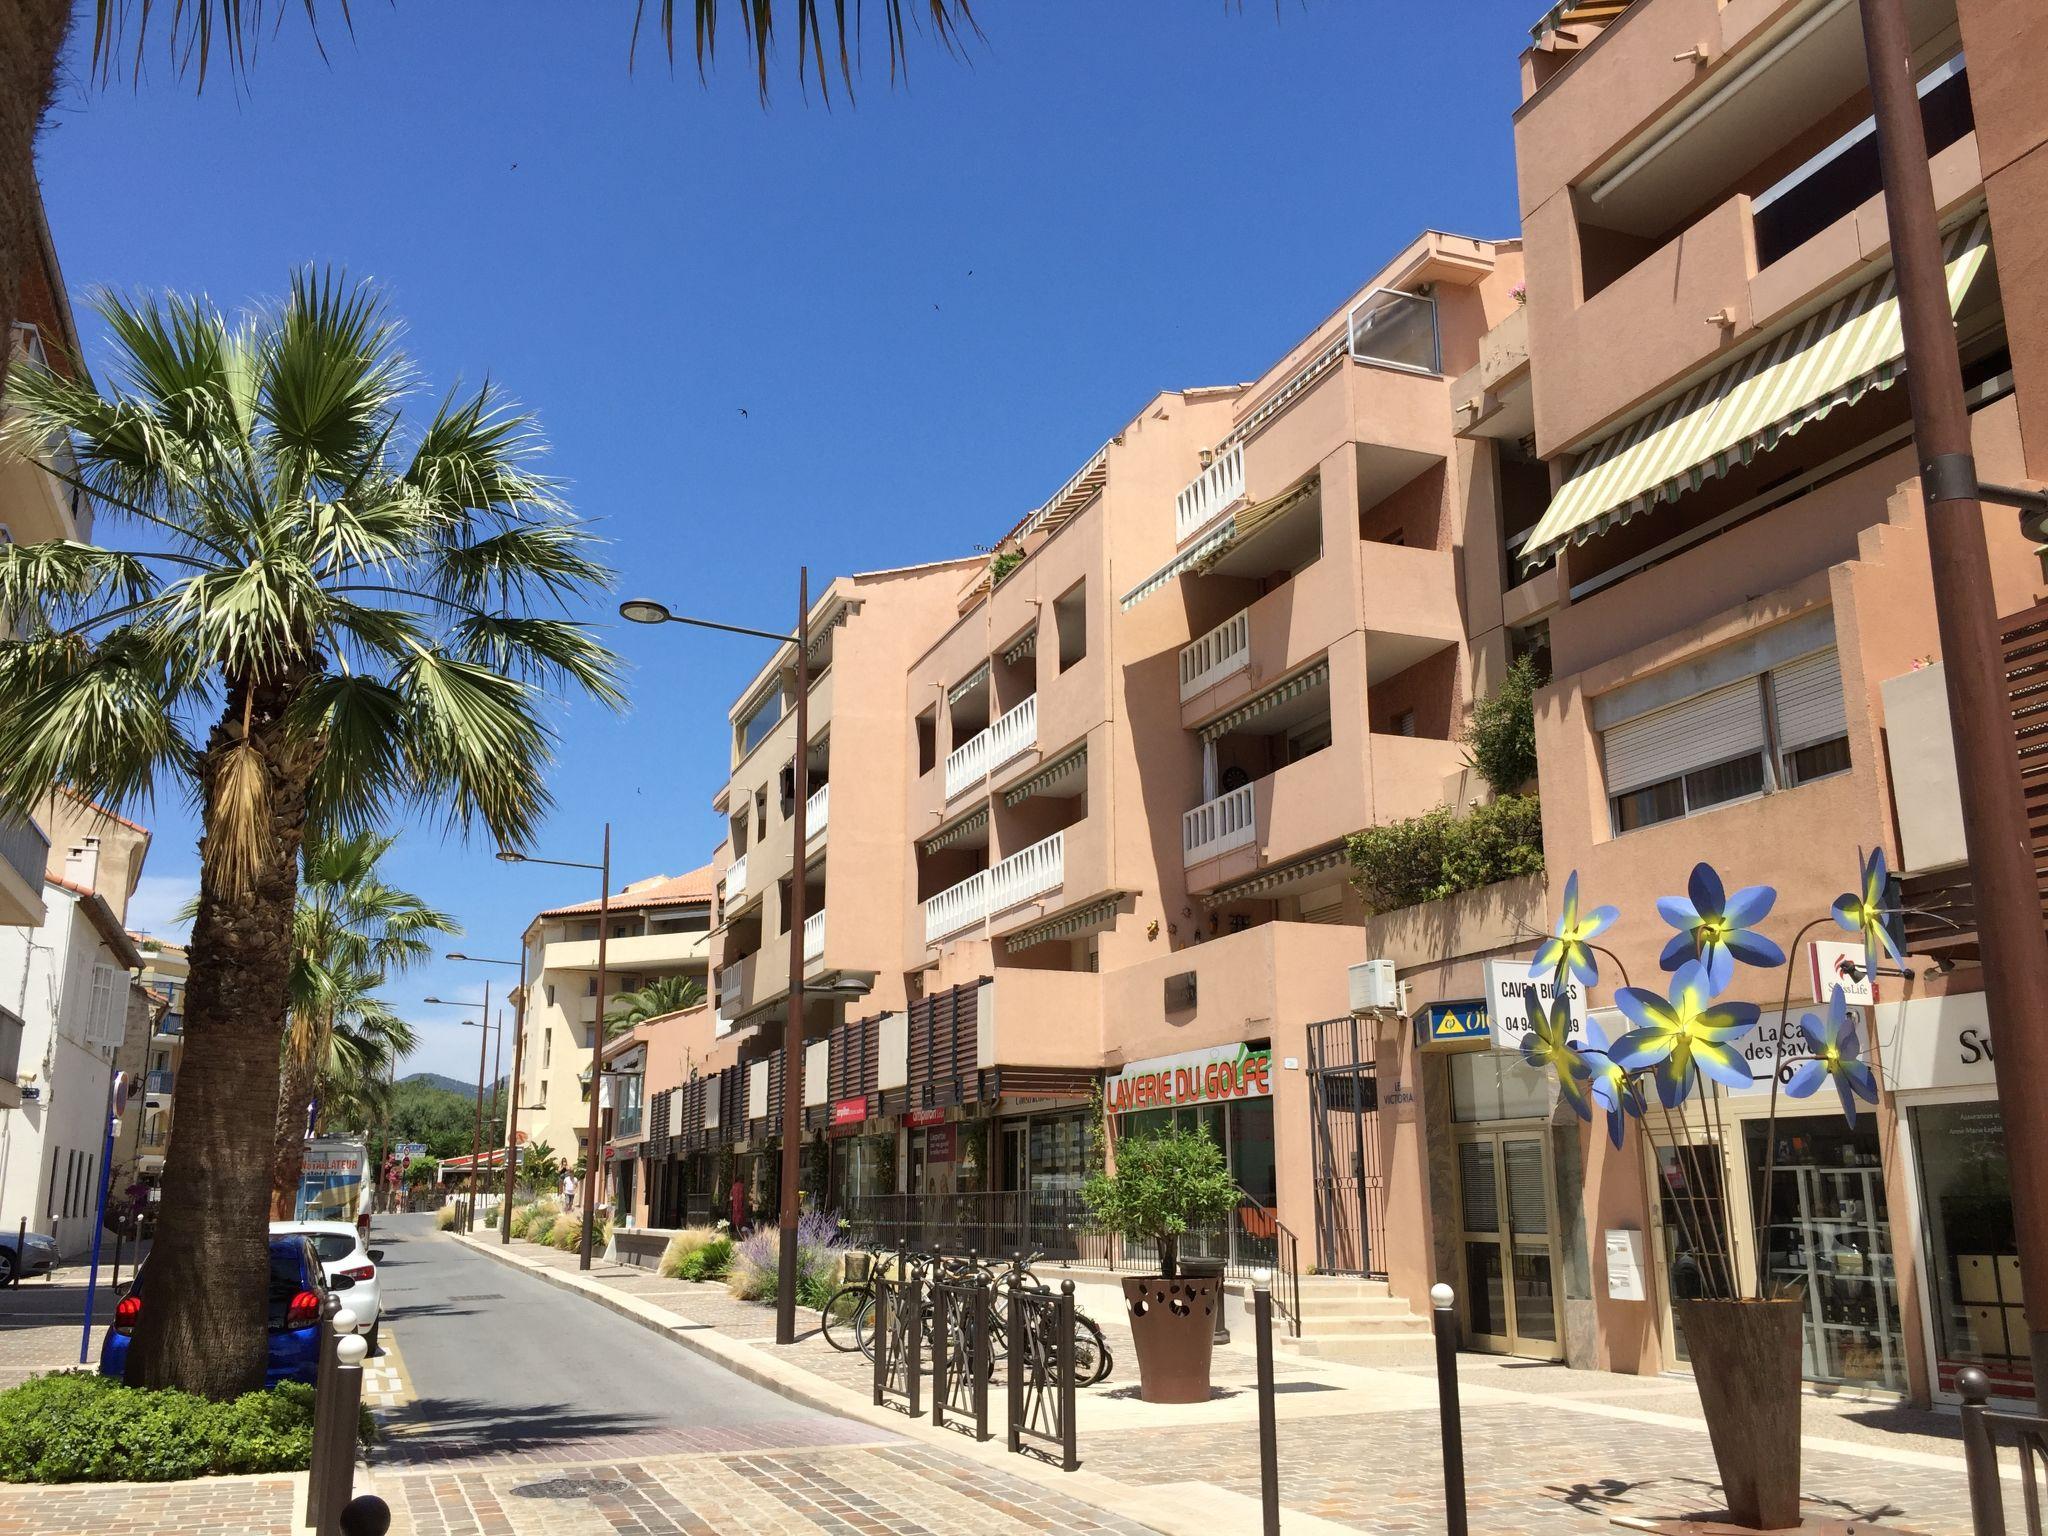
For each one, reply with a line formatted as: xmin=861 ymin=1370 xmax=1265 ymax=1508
xmin=1273 ymin=1276 xmax=1435 ymax=1368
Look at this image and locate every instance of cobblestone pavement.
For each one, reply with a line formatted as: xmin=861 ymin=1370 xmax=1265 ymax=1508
xmin=0 ymin=1274 xmax=117 ymax=1387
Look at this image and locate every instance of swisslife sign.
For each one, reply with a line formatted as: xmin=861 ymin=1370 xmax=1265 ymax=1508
xmin=1105 ymin=1042 xmax=1272 ymax=1114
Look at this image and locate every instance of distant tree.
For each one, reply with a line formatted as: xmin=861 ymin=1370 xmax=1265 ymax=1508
xmin=604 ymin=975 xmax=705 ymax=1037
xmin=380 ymin=1081 xmax=482 ymax=1162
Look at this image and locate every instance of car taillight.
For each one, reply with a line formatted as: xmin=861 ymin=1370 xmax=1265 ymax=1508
xmin=114 ymin=1294 xmax=141 ymax=1336
xmin=285 ymin=1290 xmax=321 ymax=1329
xmin=338 ymin=1265 xmax=374 ymax=1282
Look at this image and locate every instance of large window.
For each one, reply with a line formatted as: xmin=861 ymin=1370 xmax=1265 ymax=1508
xmin=736 ymin=688 xmax=784 ymax=758
xmin=1603 ymin=644 xmax=1849 ymax=835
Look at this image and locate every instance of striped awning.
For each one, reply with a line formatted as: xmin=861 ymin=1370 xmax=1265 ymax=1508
xmin=1530 ymin=0 xmax=1632 ymax=41
xmin=1119 ymin=516 xmax=1240 ymax=611
xmin=1003 ymin=895 xmax=1123 ymax=954
xmin=1201 ymin=845 xmax=1348 ymax=909
xmin=923 ymin=806 xmax=988 ymax=854
xmin=1199 ymin=659 xmax=1330 ymax=743
xmin=1191 ymin=477 xmax=1320 ymax=575
xmin=947 ymin=661 xmax=990 ymax=706
xmin=1003 ymin=746 xmax=1085 ymax=807
xmin=1524 ymin=213 xmax=1992 ymax=570
xmin=1002 ymin=628 xmax=1038 ymax=666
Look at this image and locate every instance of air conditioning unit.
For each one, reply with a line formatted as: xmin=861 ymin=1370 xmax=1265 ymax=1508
xmin=1349 ymin=959 xmax=1400 ymax=1013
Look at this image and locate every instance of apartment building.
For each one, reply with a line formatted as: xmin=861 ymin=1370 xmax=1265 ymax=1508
xmin=1351 ymin=0 xmax=2048 ymax=1403
xmin=510 ymin=867 xmax=715 ymax=1174
xmin=128 ymin=937 xmax=189 ymax=1185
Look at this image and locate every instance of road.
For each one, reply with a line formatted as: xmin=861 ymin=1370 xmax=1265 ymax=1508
xmin=368 ymin=1211 xmax=857 ymax=1466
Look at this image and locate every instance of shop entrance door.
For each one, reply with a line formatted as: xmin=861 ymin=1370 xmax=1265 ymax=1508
xmin=1307 ymin=1017 xmax=1386 ymax=1277
xmin=1454 ymin=1129 xmax=1563 ymax=1360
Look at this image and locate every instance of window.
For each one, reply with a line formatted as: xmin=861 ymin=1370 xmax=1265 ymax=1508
xmin=1286 ymin=716 xmax=1333 ymax=764
xmin=737 ymin=689 xmax=784 ymax=758
xmin=545 ymin=983 xmax=557 ymax=1007
xmin=85 ymin=964 xmax=123 ymax=1048
xmin=755 ymin=790 xmax=768 ymax=840
xmin=1603 ymin=645 xmax=1850 ymax=834
xmin=543 ymin=1029 xmax=552 ymax=1068
xmin=1055 ymin=582 xmax=1087 ymax=672
xmin=1392 ymin=709 xmax=1416 ymax=738
xmin=916 ymin=710 xmax=937 ymax=776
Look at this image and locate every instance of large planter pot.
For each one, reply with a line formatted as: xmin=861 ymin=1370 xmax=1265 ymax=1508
xmin=1674 ymin=1297 xmax=1804 ymax=1530
xmin=1122 ymin=1275 xmax=1219 ymax=1404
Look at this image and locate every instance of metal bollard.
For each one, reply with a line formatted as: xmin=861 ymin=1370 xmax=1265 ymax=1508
xmin=315 ymin=1332 xmax=370 ymax=1536
xmin=1252 ymin=1268 xmax=1280 ymax=1536
xmin=305 ymin=1303 xmax=356 ymax=1530
xmin=339 ymin=1496 xmax=391 ymax=1536
xmin=1959 ymin=1367 xmax=2006 ymax=1536
xmin=11 ymin=1220 xmax=22 ymax=1288
xmin=1431 ymin=1284 xmax=1468 ymax=1536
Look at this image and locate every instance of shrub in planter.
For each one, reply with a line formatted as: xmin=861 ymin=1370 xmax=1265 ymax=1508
xmin=549 ymin=1213 xmax=611 ymax=1254
xmin=676 ymin=1235 xmax=734 ymax=1282
xmin=0 ymin=1373 xmax=375 ymax=1484
xmin=659 ymin=1227 xmax=722 ymax=1279
xmin=527 ymin=1211 xmax=557 ymax=1245
xmin=1083 ymin=1127 xmax=1237 ymax=1404
xmin=434 ymin=1204 xmax=461 ymax=1232
xmin=726 ymin=1209 xmax=841 ymax=1303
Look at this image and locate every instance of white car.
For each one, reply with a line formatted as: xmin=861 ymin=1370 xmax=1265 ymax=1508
xmin=270 ymin=1220 xmax=383 ymax=1353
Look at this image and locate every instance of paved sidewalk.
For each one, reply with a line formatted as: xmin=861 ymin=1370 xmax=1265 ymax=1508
xmin=459 ymin=1230 xmax=1985 ymax=1535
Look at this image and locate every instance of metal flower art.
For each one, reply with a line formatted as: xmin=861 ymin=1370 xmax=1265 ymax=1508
xmin=1613 ymin=960 xmax=1763 ymax=1108
xmin=1833 ymin=846 xmax=1903 ymax=981
xmin=1656 ymin=861 xmax=1785 ymax=991
xmin=1530 ymin=871 xmax=1618 ymax=991
xmin=1785 ymin=983 xmax=1880 ymax=1127
xmin=1581 ymin=1016 xmax=1644 ymax=1149
xmin=1520 ymin=986 xmax=1594 ymax=1123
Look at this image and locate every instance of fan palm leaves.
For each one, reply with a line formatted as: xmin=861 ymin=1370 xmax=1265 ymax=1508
xmin=0 ymin=272 xmax=617 ymax=1399
xmin=604 ymin=974 xmax=706 ymax=1037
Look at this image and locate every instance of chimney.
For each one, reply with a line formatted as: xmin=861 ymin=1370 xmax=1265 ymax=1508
xmin=65 ymin=837 xmax=100 ymax=893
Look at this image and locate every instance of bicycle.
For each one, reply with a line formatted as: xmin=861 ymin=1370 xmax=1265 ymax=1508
xmin=987 ymin=1251 xmax=1113 ymax=1387
xmin=818 ymin=1244 xmax=896 ymax=1353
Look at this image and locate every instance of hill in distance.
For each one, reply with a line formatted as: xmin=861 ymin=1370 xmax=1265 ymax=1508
xmin=400 ymin=1071 xmax=483 ymax=1098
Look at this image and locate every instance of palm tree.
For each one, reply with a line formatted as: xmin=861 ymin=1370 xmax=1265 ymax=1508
xmin=604 ymin=974 xmax=706 ymax=1038
xmin=0 ymin=272 xmax=619 ymax=1399
xmin=274 ymin=832 xmax=457 ymax=1217
xmin=521 ymin=1140 xmax=564 ymax=1197
xmin=0 ymin=3 xmax=976 ymax=411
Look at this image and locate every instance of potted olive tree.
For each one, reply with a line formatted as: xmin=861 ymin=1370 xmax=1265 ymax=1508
xmin=1082 ymin=1126 xmax=1238 ymax=1403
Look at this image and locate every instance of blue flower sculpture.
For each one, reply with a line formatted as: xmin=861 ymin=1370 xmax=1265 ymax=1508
xmin=1656 ymin=861 xmax=1785 ymax=991
xmin=1613 ymin=960 xmax=1763 ymax=1108
xmin=1833 ymin=846 xmax=1903 ymax=982
xmin=1785 ymin=983 xmax=1880 ymax=1127
xmin=1520 ymin=986 xmax=1594 ymax=1123
xmin=1581 ymin=1016 xmax=1644 ymax=1149
xmin=1531 ymin=871 xmax=1618 ymax=992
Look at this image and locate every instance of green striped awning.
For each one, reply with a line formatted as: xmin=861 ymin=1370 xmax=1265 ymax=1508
xmin=1190 ymin=477 xmax=1320 ymax=575
xmin=947 ymin=661 xmax=991 ymax=706
xmin=1119 ymin=517 xmax=1240 ymax=611
xmin=924 ymin=806 xmax=988 ymax=854
xmin=1199 ymin=659 xmax=1330 ymax=743
xmin=1002 ymin=627 xmax=1038 ymax=666
xmin=1523 ymin=213 xmax=1993 ymax=570
xmin=1003 ymin=746 xmax=1086 ymax=807
xmin=1201 ymin=845 xmax=1348 ymax=909
xmin=1003 ymin=895 xmax=1123 ymax=954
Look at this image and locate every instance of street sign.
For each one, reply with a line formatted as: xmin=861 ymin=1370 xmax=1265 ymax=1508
xmin=396 ymin=1141 xmax=428 ymax=1159
xmin=1808 ymin=939 xmax=1878 ymax=1006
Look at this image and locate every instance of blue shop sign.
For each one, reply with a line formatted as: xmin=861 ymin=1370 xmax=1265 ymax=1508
xmin=1419 ymin=1000 xmax=1490 ymax=1049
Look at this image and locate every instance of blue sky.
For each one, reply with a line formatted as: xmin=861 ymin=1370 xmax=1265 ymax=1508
xmin=36 ymin=0 xmax=1529 ymax=1080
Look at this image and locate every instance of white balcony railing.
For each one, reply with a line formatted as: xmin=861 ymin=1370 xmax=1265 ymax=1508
xmin=717 ymin=965 xmax=743 ymax=1018
xmin=925 ymin=870 xmax=989 ymax=945
xmin=944 ymin=694 xmax=1038 ymax=801
xmin=723 ymin=851 xmax=749 ymax=901
xmin=1183 ymin=784 xmax=1257 ymax=865
xmin=1176 ymin=442 xmax=1245 ymax=545
xmin=989 ymin=831 xmax=1064 ymax=917
xmin=1179 ymin=610 xmax=1251 ymax=700
xmin=805 ymin=782 xmax=830 ymax=842
xmin=803 ymin=909 xmax=826 ymax=965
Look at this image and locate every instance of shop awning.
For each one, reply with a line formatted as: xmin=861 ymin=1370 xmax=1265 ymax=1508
xmin=923 ymin=806 xmax=987 ymax=854
xmin=1119 ymin=516 xmax=1240 ymax=611
xmin=1199 ymin=659 xmax=1330 ymax=744
xmin=1003 ymin=746 xmax=1085 ymax=807
xmin=1002 ymin=894 xmax=1124 ymax=954
xmin=1522 ymin=212 xmax=1993 ymax=570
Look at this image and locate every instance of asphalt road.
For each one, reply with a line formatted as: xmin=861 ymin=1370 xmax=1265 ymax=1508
xmin=368 ymin=1211 xmax=841 ymax=1458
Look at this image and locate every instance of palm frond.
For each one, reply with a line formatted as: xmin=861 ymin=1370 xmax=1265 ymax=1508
xmin=393 ymin=647 xmax=554 ymax=848
xmin=0 ymin=624 xmax=194 ymax=818
xmin=452 ymin=614 xmax=626 ymax=709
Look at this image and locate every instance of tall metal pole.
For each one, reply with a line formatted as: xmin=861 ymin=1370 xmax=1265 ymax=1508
xmin=464 ymin=981 xmax=492 ymax=1232
xmin=500 ymin=942 xmax=530 ymax=1244
xmin=488 ymin=1007 xmax=503 ymax=1168
xmin=776 ymin=567 xmax=810 ymax=1346
xmin=1859 ymin=0 xmax=2048 ymax=1403
xmin=580 ymin=824 xmax=612 ymax=1270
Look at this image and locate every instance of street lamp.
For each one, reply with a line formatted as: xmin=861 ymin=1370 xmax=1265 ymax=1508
xmin=450 ymin=951 xmax=528 ymax=1245
xmin=496 ymin=832 xmax=613 ymax=1271
xmin=423 ymin=994 xmax=496 ymax=1231
xmin=622 ymin=572 xmax=813 ymax=1347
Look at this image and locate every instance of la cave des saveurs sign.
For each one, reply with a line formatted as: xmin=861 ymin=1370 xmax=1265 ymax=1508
xmin=1105 ymin=1042 xmax=1272 ymax=1114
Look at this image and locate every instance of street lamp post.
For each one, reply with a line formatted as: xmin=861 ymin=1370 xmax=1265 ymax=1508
xmin=622 ymin=571 xmax=811 ymax=1347
xmin=450 ymin=950 xmax=529 ymax=1245
xmin=1858 ymin=0 xmax=2048 ymax=1402
xmin=497 ymin=829 xmax=613 ymax=1270
xmin=422 ymin=996 xmax=494 ymax=1231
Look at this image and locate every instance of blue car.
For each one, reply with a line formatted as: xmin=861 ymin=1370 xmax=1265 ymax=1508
xmin=100 ymin=1232 xmax=347 ymax=1386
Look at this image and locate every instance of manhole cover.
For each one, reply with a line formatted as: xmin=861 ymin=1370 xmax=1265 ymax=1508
xmin=511 ymin=1477 xmax=629 ymax=1500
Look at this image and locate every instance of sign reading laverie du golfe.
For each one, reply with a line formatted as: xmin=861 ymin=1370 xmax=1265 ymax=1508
xmin=1482 ymin=960 xmax=1587 ymax=1051
xmin=1105 ymin=1041 xmax=1272 ymax=1114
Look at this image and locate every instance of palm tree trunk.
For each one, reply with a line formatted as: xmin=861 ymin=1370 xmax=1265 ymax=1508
xmin=132 ymin=675 xmax=317 ymax=1398
xmin=0 ymin=0 xmax=72 ymax=401
xmin=270 ymin=1057 xmax=316 ymax=1221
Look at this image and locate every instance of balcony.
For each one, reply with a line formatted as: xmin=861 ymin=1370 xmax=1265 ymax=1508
xmin=1176 ymin=442 xmax=1246 ymax=546
xmin=145 ymin=1070 xmax=175 ymax=1098
xmin=717 ymin=957 xmax=750 ymax=1026
xmin=722 ymin=851 xmax=749 ymax=901
xmin=1180 ymin=611 xmax=1251 ymax=701
xmin=0 ymin=813 xmax=48 ymax=929
xmin=153 ymin=1013 xmax=183 ymax=1041
xmin=1183 ymin=785 xmax=1257 ymax=866
xmin=944 ymin=694 xmax=1038 ymax=802
xmin=3 ymin=325 xmax=91 ymax=544
xmin=922 ymin=832 xmax=1068 ymax=945
xmin=0 ymin=1004 xmax=20 ymax=1109
xmin=802 ymin=909 xmax=826 ymax=965
xmin=805 ymin=782 xmax=829 ymax=843
xmin=926 ymin=870 xmax=988 ymax=945
xmin=544 ymin=928 xmax=710 ymax=972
